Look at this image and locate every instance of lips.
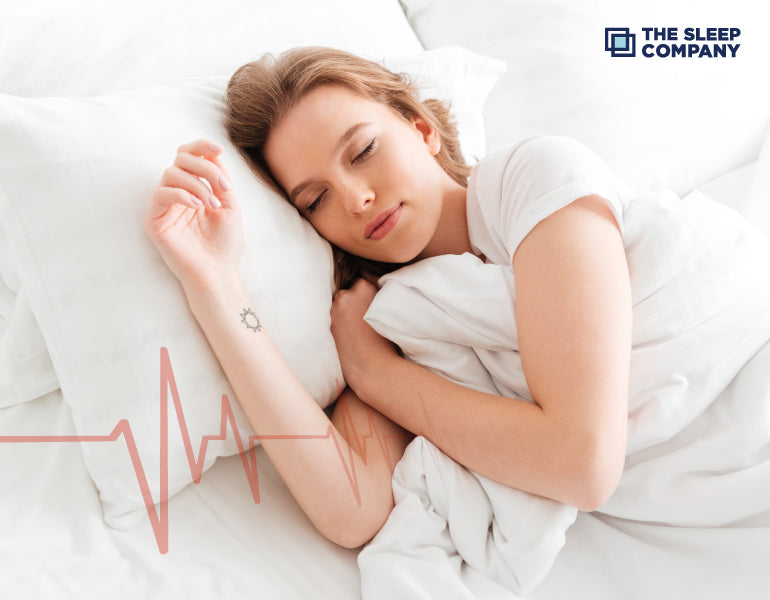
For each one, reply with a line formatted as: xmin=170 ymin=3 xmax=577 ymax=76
xmin=365 ymin=204 xmax=403 ymax=240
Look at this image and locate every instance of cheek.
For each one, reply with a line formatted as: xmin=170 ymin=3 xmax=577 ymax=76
xmin=309 ymin=211 xmax=355 ymax=250
xmin=378 ymin=139 xmax=433 ymax=191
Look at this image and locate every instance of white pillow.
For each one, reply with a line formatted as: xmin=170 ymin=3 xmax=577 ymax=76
xmin=0 ymin=284 xmax=59 ymax=408
xmin=0 ymin=0 xmax=423 ymax=97
xmin=385 ymin=47 xmax=506 ymax=164
xmin=0 ymin=46 xmax=504 ymax=410
xmin=1 ymin=217 xmax=60 ymax=407
xmin=0 ymin=0 xmax=424 ymax=409
xmin=400 ymin=0 xmax=770 ymax=195
xmin=0 ymin=48 xmax=503 ymax=528
xmin=0 ymin=78 xmax=341 ymax=529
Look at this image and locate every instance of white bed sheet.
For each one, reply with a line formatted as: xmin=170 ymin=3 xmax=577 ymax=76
xmin=0 ymin=389 xmax=361 ymax=599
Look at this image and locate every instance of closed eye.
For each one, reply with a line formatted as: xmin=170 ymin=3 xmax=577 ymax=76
xmin=353 ymin=138 xmax=377 ymax=164
xmin=306 ymin=138 xmax=376 ymax=214
xmin=307 ymin=190 xmax=327 ymax=214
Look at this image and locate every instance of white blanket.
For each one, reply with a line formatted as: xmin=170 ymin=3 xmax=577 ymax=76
xmin=358 ymin=191 xmax=770 ymax=598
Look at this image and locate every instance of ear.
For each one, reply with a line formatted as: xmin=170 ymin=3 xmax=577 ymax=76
xmin=411 ymin=115 xmax=441 ymax=156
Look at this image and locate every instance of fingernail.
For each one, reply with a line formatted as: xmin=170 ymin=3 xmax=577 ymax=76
xmin=209 ymin=142 xmax=224 ymax=153
xmin=210 ymin=193 xmax=222 ymax=208
xmin=219 ymin=175 xmax=232 ymax=191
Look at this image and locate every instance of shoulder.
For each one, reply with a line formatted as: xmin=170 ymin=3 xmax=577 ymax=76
xmin=472 ymin=136 xmax=605 ymax=193
xmin=476 ymin=135 xmax=598 ymax=168
xmin=471 ymin=135 xmax=615 ymax=210
xmin=467 ymin=136 xmax=629 ymax=265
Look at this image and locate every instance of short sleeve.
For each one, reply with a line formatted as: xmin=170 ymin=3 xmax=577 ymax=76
xmin=467 ymin=136 xmax=630 ymax=266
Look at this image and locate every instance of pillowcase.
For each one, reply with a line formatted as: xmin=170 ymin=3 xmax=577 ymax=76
xmin=0 ymin=47 xmax=504 ymax=528
xmin=385 ymin=47 xmax=506 ymax=164
xmin=0 ymin=0 xmax=423 ymax=97
xmin=1 ymin=218 xmax=60 ymax=407
xmin=0 ymin=46 xmax=504 ymax=410
xmin=0 ymin=283 xmax=60 ymax=408
xmin=399 ymin=0 xmax=770 ymax=196
xmin=0 ymin=78 xmax=340 ymax=529
xmin=0 ymin=0 xmax=424 ymax=409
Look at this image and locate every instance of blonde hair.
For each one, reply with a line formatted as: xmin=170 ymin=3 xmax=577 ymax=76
xmin=224 ymin=46 xmax=470 ymax=290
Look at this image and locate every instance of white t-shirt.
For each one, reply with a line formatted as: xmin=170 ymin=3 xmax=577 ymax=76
xmin=466 ymin=135 xmax=631 ymax=267
xmin=464 ymin=135 xmax=770 ymax=452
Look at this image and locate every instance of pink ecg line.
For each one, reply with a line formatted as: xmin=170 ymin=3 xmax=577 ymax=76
xmin=0 ymin=346 xmax=408 ymax=555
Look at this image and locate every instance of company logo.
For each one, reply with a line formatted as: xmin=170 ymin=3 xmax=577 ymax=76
xmin=605 ymin=28 xmax=636 ymax=57
xmin=605 ymin=27 xmax=741 ymax=58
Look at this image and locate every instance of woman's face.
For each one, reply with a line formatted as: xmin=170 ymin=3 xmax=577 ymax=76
xmin=263 ymin=85 xmax=449 ymax=264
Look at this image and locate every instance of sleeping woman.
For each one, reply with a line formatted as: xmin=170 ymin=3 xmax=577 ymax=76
xmin=143 ymin=47 xmax=770 ymax=551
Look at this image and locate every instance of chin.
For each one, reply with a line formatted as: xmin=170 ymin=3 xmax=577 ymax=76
xmin=369 ymin=253 xmax=416 ymax=267
xmin=357 ymin=231 xmax=431 ymax=265
xmin=387 ymin=242 xmax=428 ymax=265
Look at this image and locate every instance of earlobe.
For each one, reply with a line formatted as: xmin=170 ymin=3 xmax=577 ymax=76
xmin=412 ymin=115 xmax=441 ymax=156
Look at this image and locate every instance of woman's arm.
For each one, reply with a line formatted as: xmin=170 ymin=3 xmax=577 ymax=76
xmin=144 ymin=139 xmax=412 ymax=548
xmin=336 ymin=195 xmax=631 ymax=511
xmin=186 ymin=276 xmax=412 ymax=548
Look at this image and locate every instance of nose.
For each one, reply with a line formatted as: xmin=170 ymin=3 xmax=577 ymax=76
xmin=340 ymin=177 xmax=374 ymax=215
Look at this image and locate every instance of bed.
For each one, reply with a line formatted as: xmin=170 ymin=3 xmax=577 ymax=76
xmin=1 ymin=0 xmax=769 ymax=598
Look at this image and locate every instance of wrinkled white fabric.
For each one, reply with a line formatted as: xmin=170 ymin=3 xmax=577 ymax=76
xmin=358 ymin=141 xmax=770 ymax=597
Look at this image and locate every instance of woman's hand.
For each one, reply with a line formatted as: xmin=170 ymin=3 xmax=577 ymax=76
xmin=330 ymin=278 xmax=399 ymax=393
xmin=143 ymin=139 xmax=244 ymax=296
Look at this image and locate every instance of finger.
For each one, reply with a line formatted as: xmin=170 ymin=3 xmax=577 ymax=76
xmin=161 ymin=164 xmax=217 ymax=208
xmin=360 ymin=270 xmax=382 ymax=288
xmin=172 ymin=154 xmax=229 ymax=208
xmin=331 ymin=288 xmax=347 ymax=307
xmin=150 ymin=187 xmax=203 ymax=216
xmin=176 ymin=139 xmax=233 ymax=183
xmin=175 ymin=143 xmax=238 ymax=211
xmin=207 ymin=153 xmax=239 ymax=211
xmin=177 ymin=139 xmax=225 ymax=158
xmin=144 ymin=186 xmax=201 ymax=227
xmin=351 ymin=277 xmax=378 ymax=299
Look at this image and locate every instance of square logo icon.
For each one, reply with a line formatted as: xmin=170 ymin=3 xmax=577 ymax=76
xmin=605 ymin=28 xmax=636 ymax=57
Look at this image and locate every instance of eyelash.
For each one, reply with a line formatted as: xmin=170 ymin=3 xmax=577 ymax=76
xmin=307 ymin=190 xmax=325 ymax=214
xmin=354 ymin=138 xmax=377 ymax=163
xmin=306 ymin=138 xmax=377 ymax=214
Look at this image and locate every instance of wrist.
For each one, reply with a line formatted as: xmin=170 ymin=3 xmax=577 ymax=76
xmin=184 ymin=270 xmax=247 ymax=316
xmin=354 ymin=352 xmax=402 ymax=407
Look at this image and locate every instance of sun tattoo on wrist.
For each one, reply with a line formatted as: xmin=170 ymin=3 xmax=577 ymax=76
xmin=239 ymin=307 xmax=262 ymax=332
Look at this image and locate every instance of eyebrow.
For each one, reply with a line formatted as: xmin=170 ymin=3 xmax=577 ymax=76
xmin=288 ymin=121 xmax=373 ymax=205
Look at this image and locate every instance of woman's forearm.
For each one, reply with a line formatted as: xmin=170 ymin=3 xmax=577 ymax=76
xmin=356 ymin=355 xmax=616 ymax=511
xmin=184 ymin=275 xmax=404 ymax=548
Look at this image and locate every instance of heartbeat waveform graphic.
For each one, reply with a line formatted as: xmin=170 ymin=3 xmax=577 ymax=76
xmin=0 ymin=347 xmax=409 ymax=555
